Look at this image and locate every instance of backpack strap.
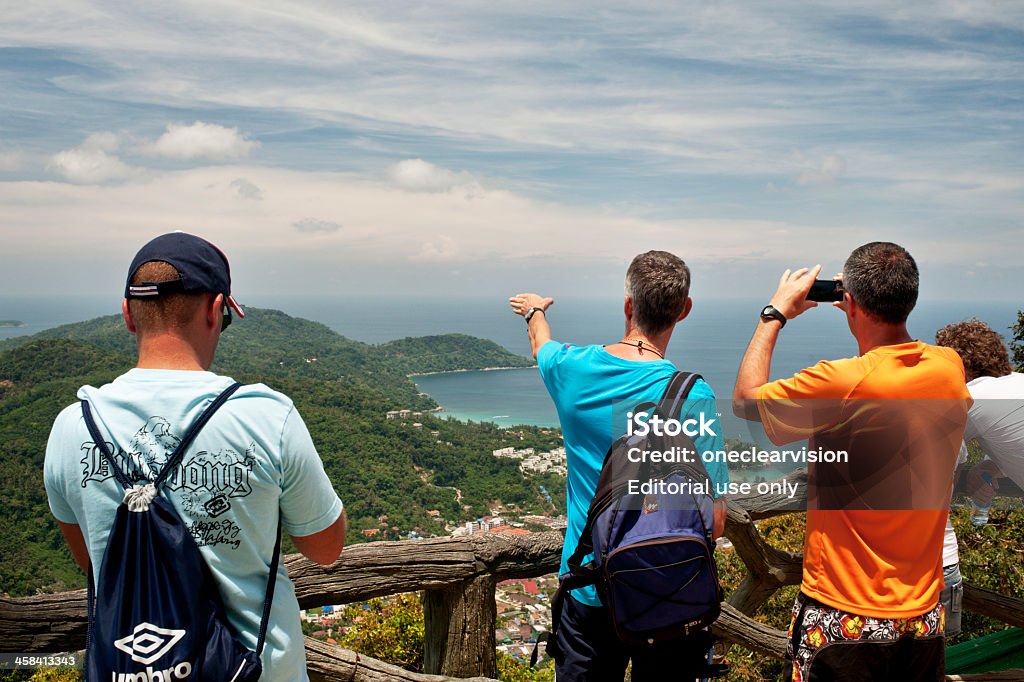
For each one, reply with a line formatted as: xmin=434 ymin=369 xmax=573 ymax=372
xmin=81 ymin=400 xmax=133 ymax=490
xmin=639 ymin=371 xmax=704 ymax=487
xmin=155 ymin=382 xmax=243 ymax=489
xmin=657 ymin=371 xmax=716 ymax=542
xmin=655 ymin=371 xmax=701 ymax=422
xmin=85 ymin=561 xmax=95 ymax=670
xmin=255 ymin=513 xmax=283 ymax=657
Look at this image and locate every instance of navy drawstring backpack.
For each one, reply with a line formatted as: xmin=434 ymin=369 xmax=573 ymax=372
xmin=81 ymin=383 xmax=281 ymax=681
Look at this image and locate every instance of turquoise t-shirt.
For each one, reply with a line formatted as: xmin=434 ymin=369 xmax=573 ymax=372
xmin=44 ymin=369 xmax=344 ymax=682
xmin=537 ymin=341 xmax=728 ymax=607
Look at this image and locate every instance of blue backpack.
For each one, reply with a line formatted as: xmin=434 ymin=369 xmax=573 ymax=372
xmin=545 ymin=372 xmax=723 ymax=662
xmin=80 ymin=383 xmax=281 ymax=682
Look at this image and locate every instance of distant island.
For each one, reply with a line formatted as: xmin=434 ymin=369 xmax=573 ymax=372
xmin=379 ymin=334 xmax=535 ymax=375
xmin=0 ymin=320 xmax=25 ymax=328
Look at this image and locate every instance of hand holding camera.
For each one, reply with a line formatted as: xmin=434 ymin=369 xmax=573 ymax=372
xmin=768 ymin=265 xmax=822 ymax=320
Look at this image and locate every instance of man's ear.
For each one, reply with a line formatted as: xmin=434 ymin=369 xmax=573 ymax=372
xmin=122 ymin=299 xmax=137 ymax=334
xmin=841 ymin=291 xmax=860 ymax=330
xmin=676 ymin=297 xmax=693 ymax=323
xmin=844 ymin=292 xmax=857 ymax=316
xmin=207 ymin=293 xmax=224 ymax=331
xmin=624 ymin=295 xmax=633 ymax=320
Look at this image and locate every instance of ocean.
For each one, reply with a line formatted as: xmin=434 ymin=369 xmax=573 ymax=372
xmin=1 ymin=293 xmax=1019 ymax=440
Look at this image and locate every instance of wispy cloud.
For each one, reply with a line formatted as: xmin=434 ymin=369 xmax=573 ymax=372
xmin=410 ymin=235 xmax=460 ymax=262
xmin=230 ymin=177 xmax=263 ymax=200
xmin=795 ymin=153 xmax=847 ymax=186
xmin=293 ymin=217 xmax=341 ymax=233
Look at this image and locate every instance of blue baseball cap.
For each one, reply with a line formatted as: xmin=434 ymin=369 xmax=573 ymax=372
xmin=125 ymin=231 xmax=245 ymax=319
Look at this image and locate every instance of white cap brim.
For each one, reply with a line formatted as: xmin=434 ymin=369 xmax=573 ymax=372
xmin=227 ymin=295 xmax=245 ymax=318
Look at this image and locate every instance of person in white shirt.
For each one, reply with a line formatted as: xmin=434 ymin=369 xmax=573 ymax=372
xmin=935 ymin=318 xmax=1024 ymax=637
xmin=937 ymin=319 xmax=1024 ymax=502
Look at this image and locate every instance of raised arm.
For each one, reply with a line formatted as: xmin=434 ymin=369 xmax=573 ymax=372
xmin=733 ymin=266 xmax=820 ymax=420
xmin=509 ymin=293 xmax=555 ymax=359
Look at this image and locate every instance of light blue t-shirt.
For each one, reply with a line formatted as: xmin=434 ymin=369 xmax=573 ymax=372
xmin=537 ymin=341 xmax=728 ymax=607
xmin=44 ymin=369 xmax=344 ymax=682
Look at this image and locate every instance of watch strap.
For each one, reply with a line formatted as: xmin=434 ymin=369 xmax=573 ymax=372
xmin=761 ymin=305 xmax=787 ymax=328
xmin=525 ymin=307 xmax=545 ymax=323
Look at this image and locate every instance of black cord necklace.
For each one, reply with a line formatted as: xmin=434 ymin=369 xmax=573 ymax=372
xmin=619 ymin=337 xmax=665 ymax=359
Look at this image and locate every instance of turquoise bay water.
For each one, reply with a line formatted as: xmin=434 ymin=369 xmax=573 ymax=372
xmin=413 ymin=368 xmax=559 ymax=428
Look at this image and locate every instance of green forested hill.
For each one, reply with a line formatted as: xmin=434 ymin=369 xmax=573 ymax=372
xmin=0 ymin=307 xmax=533 ymax=408
xmin=380 ymin=334 xmax=534 ymax=374
xmin=0 ymin=311 xmax=561 ymax=597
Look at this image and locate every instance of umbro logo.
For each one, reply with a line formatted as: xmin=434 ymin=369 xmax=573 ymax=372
xmin=113 ymin=622 xmax=186 ymax=665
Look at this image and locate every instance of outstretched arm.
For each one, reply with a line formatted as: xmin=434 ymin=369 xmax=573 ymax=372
xmin=509 ymin=293 xmax=555 ymax=359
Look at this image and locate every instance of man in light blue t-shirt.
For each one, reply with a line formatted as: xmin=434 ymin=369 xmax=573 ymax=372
xmin=44 ymin=232 xmax=346 ymax=681
xmin=510 ymin=250 xmax=728 ymax=682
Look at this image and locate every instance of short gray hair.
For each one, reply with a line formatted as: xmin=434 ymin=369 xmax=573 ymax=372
xmin=843 ymin=242 xmax=919 ymax=324
xmin=625 ymin=251 xmax=691 ymax=334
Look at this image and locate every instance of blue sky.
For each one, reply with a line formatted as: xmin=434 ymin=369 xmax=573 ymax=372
xmin=0 ymin=2 xmax=1021 ymax=302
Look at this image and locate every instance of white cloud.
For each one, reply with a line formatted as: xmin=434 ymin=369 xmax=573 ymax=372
xmin=148 ymin=122 xmax=258 ymax=161
xmin=293 ymin=217 xmax=341 ymax=233
xmin=388 ymin=159 xmax=478 ymax=193
xmin=49 ymin=144 xmax=133 ymax=184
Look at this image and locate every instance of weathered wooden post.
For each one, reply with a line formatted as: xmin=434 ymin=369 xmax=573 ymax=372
xmin=423 ymin=575 xmax=497 ymax=678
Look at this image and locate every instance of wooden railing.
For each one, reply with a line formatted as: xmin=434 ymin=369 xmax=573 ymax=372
xmin=3 ymin=469 xmax=1023 ymax=681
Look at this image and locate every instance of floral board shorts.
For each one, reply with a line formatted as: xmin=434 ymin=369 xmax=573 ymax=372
xmin=785 ymin=592 xmax=945 ymax=682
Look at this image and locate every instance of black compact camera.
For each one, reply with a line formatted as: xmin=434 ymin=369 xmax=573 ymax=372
xmin=806 ymin=279 xmax=845 ymax=302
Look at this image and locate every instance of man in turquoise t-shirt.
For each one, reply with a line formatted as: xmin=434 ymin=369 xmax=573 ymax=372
xmin=510 ymin=250 xmax=728 ymax=682
xmin=44 ymin=232 xmax=347 ymax=681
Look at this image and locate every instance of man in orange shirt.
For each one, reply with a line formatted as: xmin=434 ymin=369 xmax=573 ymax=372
xmin=733 ymin=242 xmax=969 ymax=681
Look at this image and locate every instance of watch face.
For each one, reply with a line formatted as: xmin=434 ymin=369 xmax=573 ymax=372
xmin=760 ymin=305 xmax=785 ymax=325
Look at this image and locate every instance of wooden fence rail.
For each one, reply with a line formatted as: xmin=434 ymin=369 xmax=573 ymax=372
xmin=3 ymin=469 xmax=1023 ymax=681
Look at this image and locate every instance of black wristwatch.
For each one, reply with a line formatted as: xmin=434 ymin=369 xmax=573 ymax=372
xmin=524 ymin=307 xmax=545 ymax=323
xmin=760 ymin=305 xmax=787 ymax=328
